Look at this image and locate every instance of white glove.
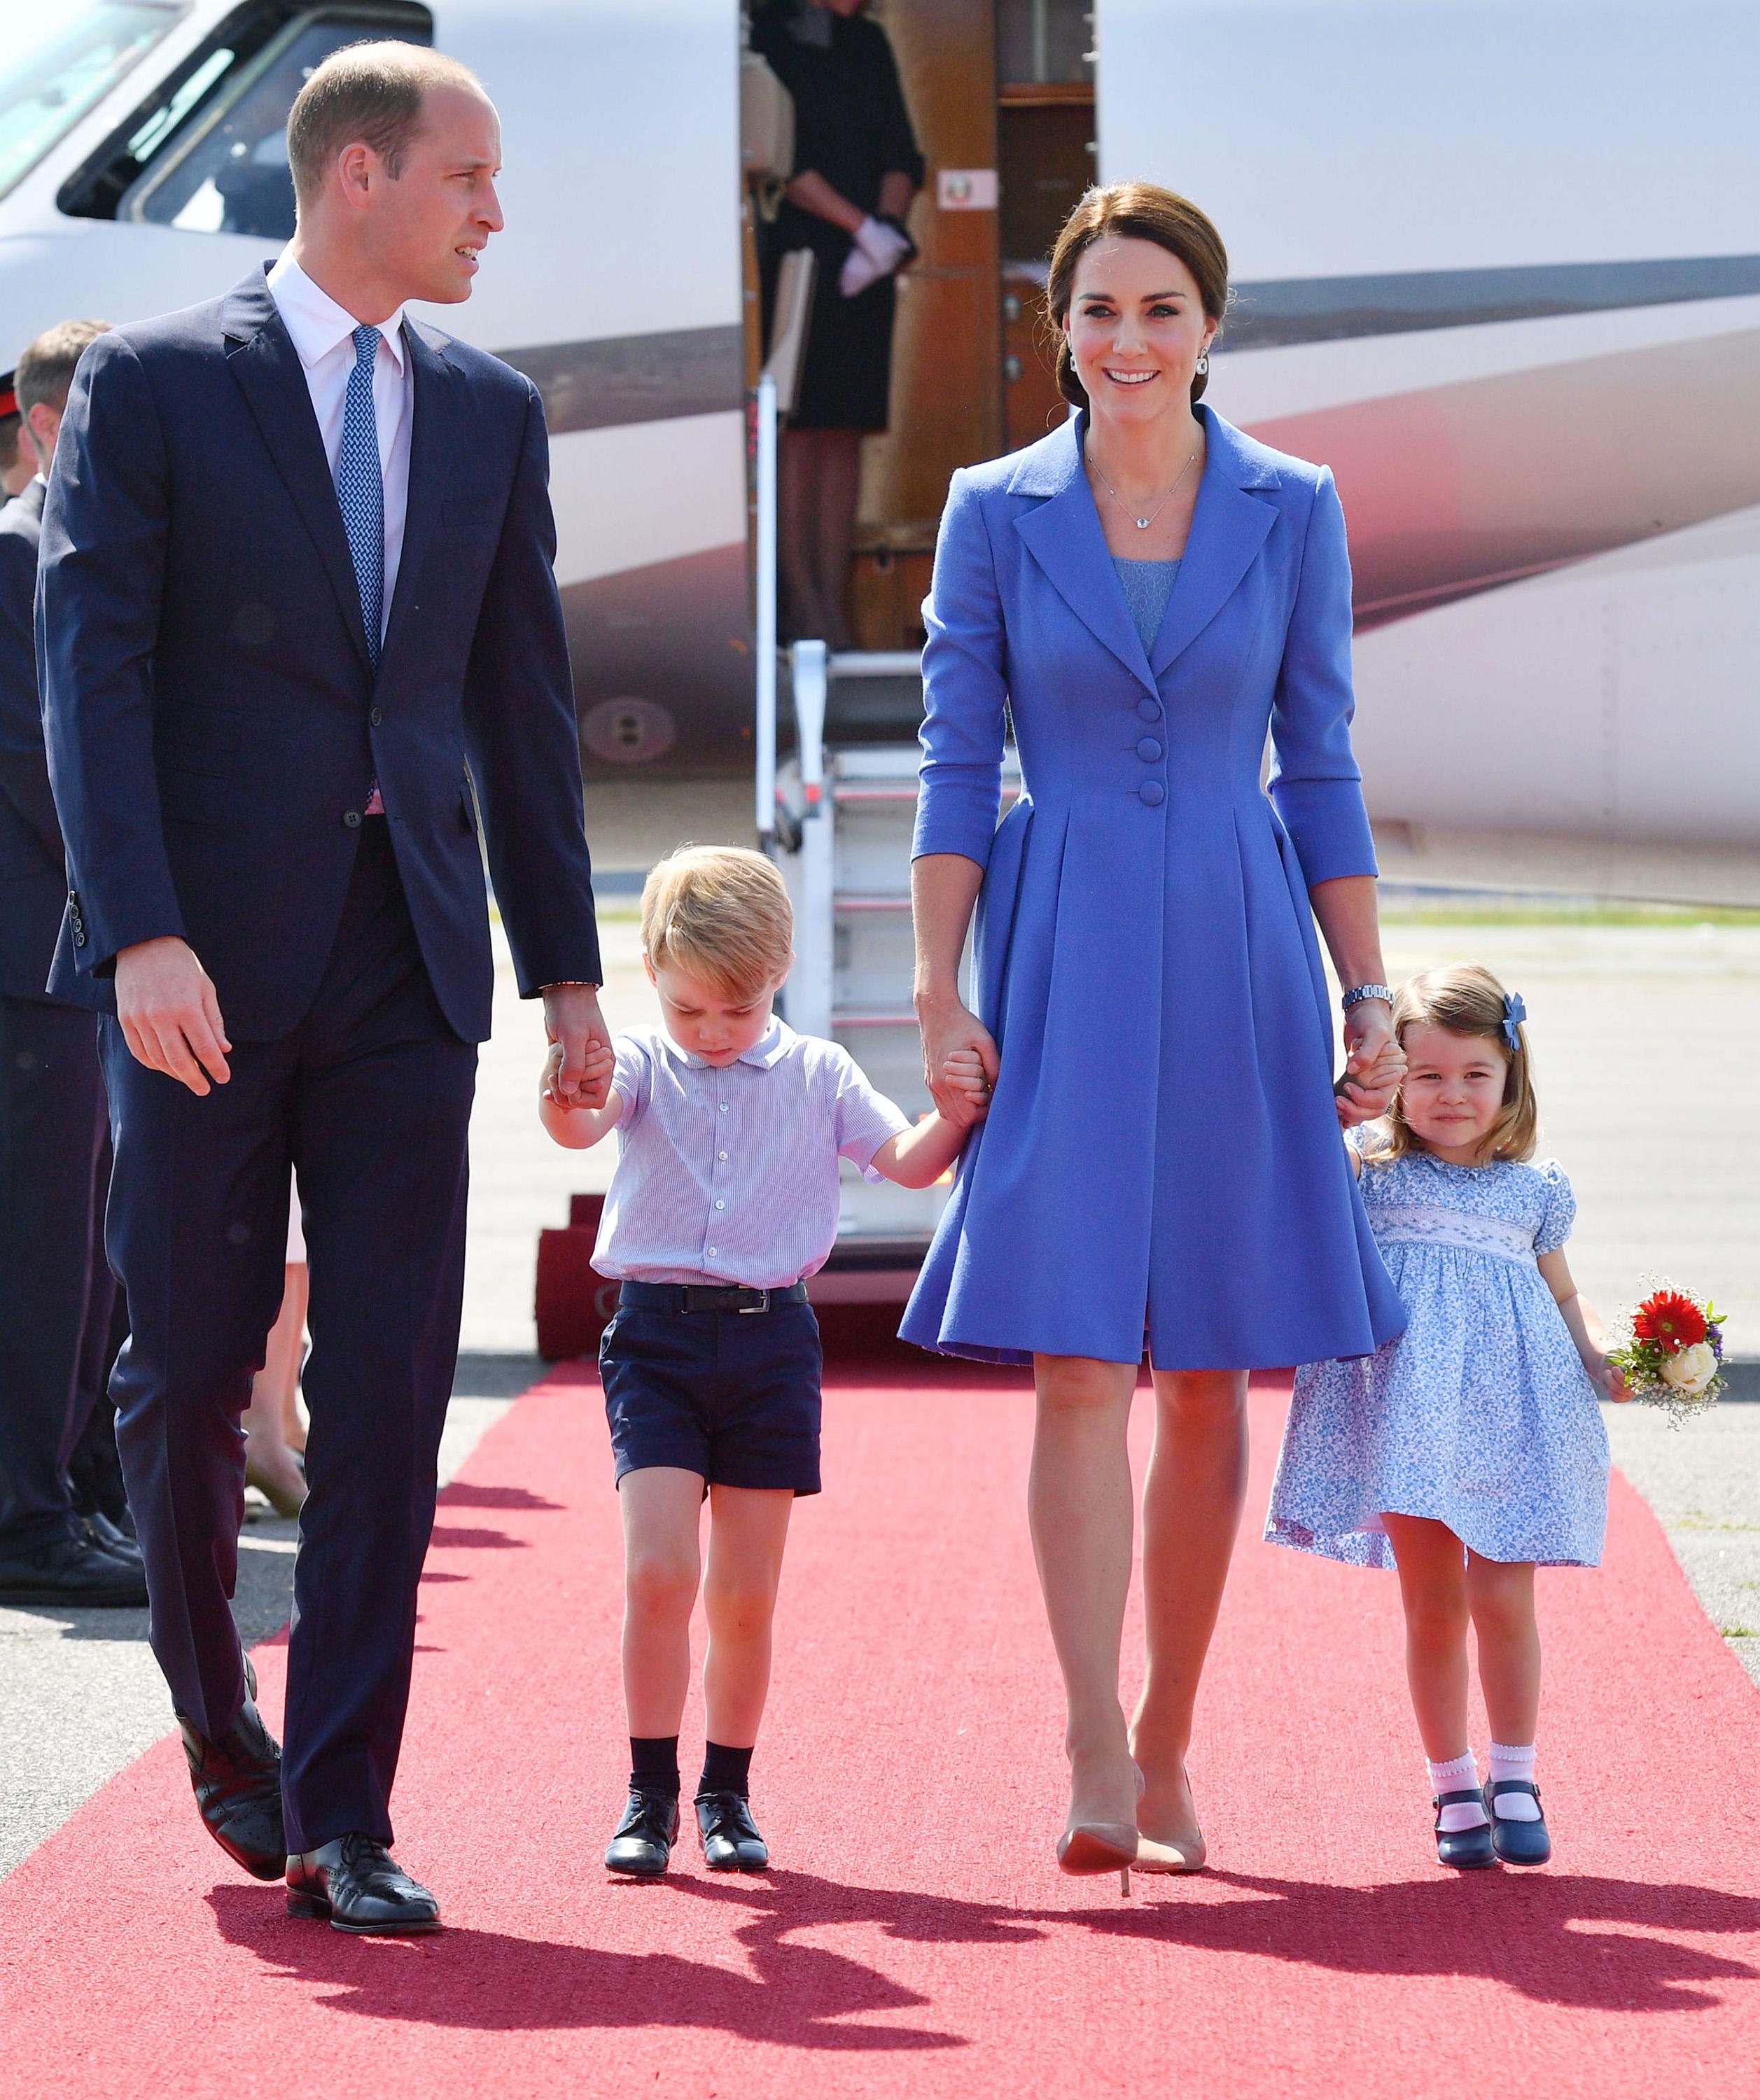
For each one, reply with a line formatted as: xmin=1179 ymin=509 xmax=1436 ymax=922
xmin=839 ymin=215 xmax=913 ymax=298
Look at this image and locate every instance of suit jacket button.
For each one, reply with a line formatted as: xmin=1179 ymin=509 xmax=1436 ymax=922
xmin=343 ymin=809 xmax=363 ymax=829
xmin=1139 ymin=780 xmax=1165 ymax=806
xmin=369 ymin=707 xmax=383 ymax=726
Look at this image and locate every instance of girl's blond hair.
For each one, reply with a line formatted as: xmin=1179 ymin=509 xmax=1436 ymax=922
xmin=640 ymin=846 xmax=793 ymax=1001
xmin=1361 ymin=962 xmax=1537 ymax=1167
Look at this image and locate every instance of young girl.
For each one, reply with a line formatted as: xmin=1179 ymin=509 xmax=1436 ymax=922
xmin=1266 ymin=963 xmax=1628 ymax=1869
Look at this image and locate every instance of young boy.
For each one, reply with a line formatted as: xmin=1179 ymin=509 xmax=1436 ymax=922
xmin=540 ymin=846 xmax=987 ymax=1876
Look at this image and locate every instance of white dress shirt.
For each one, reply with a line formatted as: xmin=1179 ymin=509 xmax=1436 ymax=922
xmin=265 ymin=249 xmax=412 ymax=640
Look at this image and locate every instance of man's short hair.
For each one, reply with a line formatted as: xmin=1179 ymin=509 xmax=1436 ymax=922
xmin=641 ymin=848 xmax=795 ymax=1002
xmin=286 ymin=39 xmax=487 ymax=208
xmin=15 ymin=319 xmax=113 ymax=420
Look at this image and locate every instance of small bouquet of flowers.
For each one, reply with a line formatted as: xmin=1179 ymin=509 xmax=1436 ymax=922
xmin=1607 ymin=1285 xmax=1726 ymax=1424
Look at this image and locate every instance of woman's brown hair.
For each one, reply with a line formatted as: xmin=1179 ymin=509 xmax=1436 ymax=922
xmin=1044 ymin=182 xmax=1230 ymax=412
xmin=1360 ymin=964 xmax=1539 ymax=1168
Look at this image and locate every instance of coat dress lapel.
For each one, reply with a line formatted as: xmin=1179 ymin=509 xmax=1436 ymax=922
xmin=1007 ymin=405 xmax=1280 ymax=690
xmin=220 ymin=270 xmax=374 ymax=671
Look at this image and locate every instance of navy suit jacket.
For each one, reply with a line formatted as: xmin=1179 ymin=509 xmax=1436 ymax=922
xmin=38 ymin=269 xmax=601 ymax=1042
xmin=0 ymin=479 xmax=70 ymax=1004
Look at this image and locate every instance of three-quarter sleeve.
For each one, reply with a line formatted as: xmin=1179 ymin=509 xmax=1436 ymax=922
xmin=1266 ymin=468 xmax=1378 ymax=886
xmin=871 ymin=30 xmax=926 ymax=186
xmin=912 ymin=469 xmax=1007 ymax=867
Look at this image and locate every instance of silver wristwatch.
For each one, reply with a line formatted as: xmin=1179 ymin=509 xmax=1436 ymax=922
xmin=1340 ymin=982 xmax=1394 ymax=1011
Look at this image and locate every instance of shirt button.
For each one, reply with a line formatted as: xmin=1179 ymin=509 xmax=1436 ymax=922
xmin=1136 ymin=737 xmax=1163 ymax=762
xmin=714 ymin=1200 xmax=726 ymax=1210
xmin=719 ymin=1102 xmax=729 ymax=1112
xmin=342 ymin=810 xmax=363 ymax=828
xmin=708 ymin=1246 xmax=718 ymax=1257
xmin=1139 ymin=780 xmax=1165 ymax=806
xmin=1138 ymin=698 xmax=1162 ymax=722
xmin=718 ymin=1150 xmax=729 ymax=1161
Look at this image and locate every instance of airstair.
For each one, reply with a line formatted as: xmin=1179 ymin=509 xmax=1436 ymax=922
xmin=762 ymin=640 xmax=1020 ymax=1304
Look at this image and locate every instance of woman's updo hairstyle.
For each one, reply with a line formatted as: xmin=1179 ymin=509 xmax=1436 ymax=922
xmin=1360 ymin=962 xmax=1539 ymax=1168
xmin=1045 ymin=182 xmax=1231 ymax=411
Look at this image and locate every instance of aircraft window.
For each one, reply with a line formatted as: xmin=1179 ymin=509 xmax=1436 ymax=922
xmin=0 ymin=1 xmax=183 ymax=204
xmin=120 ymin=9 xmax=432 ymax=238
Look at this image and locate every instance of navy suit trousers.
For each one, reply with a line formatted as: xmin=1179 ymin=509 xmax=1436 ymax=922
xmin=101 ymin=823 xmax=477 ymax=1852
xmin=0 ymin=997 xmax=113 ymax=1550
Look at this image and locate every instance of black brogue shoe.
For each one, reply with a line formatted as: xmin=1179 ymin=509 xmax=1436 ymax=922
xmin=286 ymin=1833 xmax=441 ymax=1933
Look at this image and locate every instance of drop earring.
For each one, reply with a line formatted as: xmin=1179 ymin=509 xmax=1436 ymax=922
xmin=1196 ymin=351 xmax=1210 ymax=375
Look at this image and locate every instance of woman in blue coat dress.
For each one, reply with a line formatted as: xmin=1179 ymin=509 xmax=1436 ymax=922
xmin=902 ymin=185 xmax=1408 ymax=1879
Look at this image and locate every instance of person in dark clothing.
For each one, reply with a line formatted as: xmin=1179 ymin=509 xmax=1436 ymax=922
xmin=751 ymin=0 xmax=924 ymax=647
xmin=0 ymin=317 xmax=145 ymax=1607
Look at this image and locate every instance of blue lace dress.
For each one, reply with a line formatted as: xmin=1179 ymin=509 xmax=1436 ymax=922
xmin=1264 ymin=1136 xmax=1610 ymax=1568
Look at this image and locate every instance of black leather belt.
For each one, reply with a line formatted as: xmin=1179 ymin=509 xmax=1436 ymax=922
xmin=617 ymin=1280 xmax=809 ymax=1315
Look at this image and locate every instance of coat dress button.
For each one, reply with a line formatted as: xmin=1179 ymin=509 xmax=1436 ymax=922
xmin=1138 ymin=698 xmax=1162 ymax=722
xmin=343 ymin=810 xmax=363 ymax=828
xmin=1139 ymin=780 xmax=1166 ymax=806
xmin=1137 ymin=737 xmax=1163 ymax=762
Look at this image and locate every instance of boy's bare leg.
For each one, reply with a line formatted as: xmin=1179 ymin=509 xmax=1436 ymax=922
xmin=701 ymin=1485 xmax=794 ymax=1748
xmin=620 ymin=1466 xmax=706 ymax=1736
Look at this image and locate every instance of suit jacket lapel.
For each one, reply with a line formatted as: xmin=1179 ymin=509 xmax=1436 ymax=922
xmin=1149 ymin=407 xmax=1278 ymax=679
xmin=379 ymin=323 xmax=456 ymax=672
xmin=1010 ymin=416 xmax=1157 ymax=689
xmin=221 ymin=270 xmax=373 ymax=671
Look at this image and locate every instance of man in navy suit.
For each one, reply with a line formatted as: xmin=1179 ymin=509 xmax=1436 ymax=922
xmin=0 ymin=321 xmax=145 ymax=1609
xmin=40 ymin=41 xmax=607 ymax=1932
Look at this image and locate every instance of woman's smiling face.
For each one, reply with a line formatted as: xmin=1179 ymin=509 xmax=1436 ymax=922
xmin=1063 ymin=235 xmax=1215 ymax=427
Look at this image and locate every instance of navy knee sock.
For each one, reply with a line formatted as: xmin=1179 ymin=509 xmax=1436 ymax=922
xmin=699 ymin=1741 xmax=753 ymax=1798
xmin=630 ymin=1735 xmax=680 ymax=1795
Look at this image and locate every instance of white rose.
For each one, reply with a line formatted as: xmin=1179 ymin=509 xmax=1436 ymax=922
xmin=1661 ymin=1341 xmax=1717 ymax=1395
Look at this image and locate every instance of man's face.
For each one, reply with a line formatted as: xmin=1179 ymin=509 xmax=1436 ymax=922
xmin=361 ymin=83 xmax=504 ymax=306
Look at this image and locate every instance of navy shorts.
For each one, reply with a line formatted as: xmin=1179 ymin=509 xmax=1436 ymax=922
xmin=600 ymin=1294 xmax=823 ymax=1496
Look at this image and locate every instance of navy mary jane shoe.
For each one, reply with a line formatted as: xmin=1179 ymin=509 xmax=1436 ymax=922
xmin=1488 ymin=1779 xmax=1552 ymax=1865
xmin=1433 ymin=1788 xmax=1495 ymax=1870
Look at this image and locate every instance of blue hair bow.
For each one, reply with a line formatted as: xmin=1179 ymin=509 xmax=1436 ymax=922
xmin=1501 ymin=991 xmax=1526 ymax=1053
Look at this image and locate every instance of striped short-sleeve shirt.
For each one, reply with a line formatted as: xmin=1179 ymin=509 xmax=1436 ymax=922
xmin=592 ymin=1020 xmax=911 ymax=1288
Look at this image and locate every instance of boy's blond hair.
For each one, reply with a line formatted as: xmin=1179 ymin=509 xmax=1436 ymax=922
xmin=1360 ymin=962 xmax=1538 ymax=1168
xmin=641 ymin=847 xmax=793 ymax=1000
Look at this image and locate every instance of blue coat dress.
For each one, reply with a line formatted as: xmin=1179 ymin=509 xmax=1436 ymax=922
xmin=898 ymin=406 xmax=1407 ymax=1369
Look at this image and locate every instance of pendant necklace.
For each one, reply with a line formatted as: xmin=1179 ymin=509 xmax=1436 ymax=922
xmin=1091 ymin=438 xmax=1201 ymax=531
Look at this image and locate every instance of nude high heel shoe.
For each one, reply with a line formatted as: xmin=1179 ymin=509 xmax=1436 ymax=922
xmin=1056 ymin=1763 xmax=1145 ymax=1893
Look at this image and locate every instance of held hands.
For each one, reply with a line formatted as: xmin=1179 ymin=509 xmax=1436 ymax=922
xmin=542 ymin=983 xmax=613 ymax=1111
xmin=938 ymin=1046 xmax=993 ymax=1130
xmin=1336 ymin=998 xmax=1403 ymax=1127
xmin=116 ymin=937 xmax=232 ymax=1096
xmin=541 ymin=1035 xmax=614 ymax=1112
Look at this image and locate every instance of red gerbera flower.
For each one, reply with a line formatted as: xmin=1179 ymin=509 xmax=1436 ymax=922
xmin=1633 ymin=1290 xmax=1707 ymax=1353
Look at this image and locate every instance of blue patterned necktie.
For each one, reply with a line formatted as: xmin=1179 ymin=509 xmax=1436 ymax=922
xmin=335 ymin=323 xmax=384 ymax=667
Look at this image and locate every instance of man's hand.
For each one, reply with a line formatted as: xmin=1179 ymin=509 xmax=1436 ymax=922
xmin=542 ymin=983 xmax=612 ymax=1109
xmin=541 ymin=1035 xmax=613 ymax=1110
xmin=115 ymin=937 xmax=231 ymax=1095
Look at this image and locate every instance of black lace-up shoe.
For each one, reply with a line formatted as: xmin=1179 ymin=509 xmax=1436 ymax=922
xmin=175 ymin=1656 xmax=285 ymax=1879
xmin=0 ymin=1527 xmax=148 ymax=1607
xmin=604 ymin=1788 xmax=680 ymax=1878
xmin=85 ymin=1511 xmax=142 ymax=1561
xmin=286 ymin=1834 xmax=441 ymax=1933
xmin=695 ymin=1791 xmax=769 ymax=1871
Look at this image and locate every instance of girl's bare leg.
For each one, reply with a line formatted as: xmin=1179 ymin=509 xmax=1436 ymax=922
xmin=1029 ymin=1354 xmax=1140 ymax=1835
xmin=701 ymin=1485 xmax=795 ymax=1749
xmin=1465 ymin=1552 xmax=1540 ymax=1745
xmin=1382 ymin=1513 xmax=1473 ymax=1758
xmin=619 ymin=1466 xmax=706 ymax=1739
xmin=242 ymin=1265 xmax=308 ymax=1516
xmin=1129 ymin=1368 xmax=1248 ymax=1861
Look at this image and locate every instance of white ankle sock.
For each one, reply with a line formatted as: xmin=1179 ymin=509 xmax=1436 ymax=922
xmin=1488 ymin=1741 xmax=1542 ymax=1820
xmin=1427 ymin=1751 xmax=1488 ymax=1830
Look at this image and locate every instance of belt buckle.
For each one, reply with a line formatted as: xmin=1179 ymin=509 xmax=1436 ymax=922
xmin=736 ymin=1289 xmax=770 ymax=1315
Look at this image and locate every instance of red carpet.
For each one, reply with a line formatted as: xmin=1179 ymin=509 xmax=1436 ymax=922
xmin=2 ymin=1367 xmax=1757 ymax=2099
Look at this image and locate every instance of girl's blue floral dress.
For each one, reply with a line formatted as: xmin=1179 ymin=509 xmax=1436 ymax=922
xmin=1265 ymin=1133 xmax=1610 ymax=1569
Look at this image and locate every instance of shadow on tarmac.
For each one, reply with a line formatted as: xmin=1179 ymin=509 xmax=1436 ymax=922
xmin=206 ymin=1862 xmax=1760 ymax=2045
